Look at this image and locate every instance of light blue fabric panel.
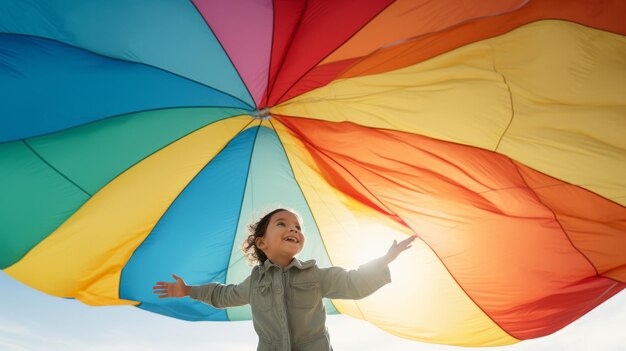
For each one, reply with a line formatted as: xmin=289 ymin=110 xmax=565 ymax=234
xmin=0 ymin=34 xmax=250 ymax=142
xmin=0 ymin=0 xmax=253 ymax=107
xmin=226 ymin=125 xmax=337 ymax=321
xmin=120 ymin=127 xmax=258 ymax=321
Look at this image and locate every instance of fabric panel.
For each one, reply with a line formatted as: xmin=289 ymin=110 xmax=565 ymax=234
xmin=193 ymin=0 xmax=273 ymax=106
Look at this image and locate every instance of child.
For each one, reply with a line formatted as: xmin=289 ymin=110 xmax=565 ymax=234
xmin=153 ymin=208 xmax=416 ymax=351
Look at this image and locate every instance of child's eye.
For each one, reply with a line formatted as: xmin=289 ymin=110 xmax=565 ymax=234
xmin=277 ymin=222 xmax=285 ymax=226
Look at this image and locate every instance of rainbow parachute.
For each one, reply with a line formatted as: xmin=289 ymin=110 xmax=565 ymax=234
xmin=1 ymin=0 xmax=625 ymax=346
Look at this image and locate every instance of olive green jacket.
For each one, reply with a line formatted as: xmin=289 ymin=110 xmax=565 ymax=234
xmin=189 ymin=257 xmax=392 ymax=351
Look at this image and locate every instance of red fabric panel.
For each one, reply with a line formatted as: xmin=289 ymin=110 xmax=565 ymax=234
xmin=265 ymin=0 xmax=393 ymax=107
xmin=260 ymin=0 xmax=307 ymax=108
xmin=276 ymin=115 xmax=626 ymax=339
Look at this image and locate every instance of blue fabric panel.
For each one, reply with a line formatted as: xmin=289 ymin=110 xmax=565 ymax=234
xmin=0 ymin=0 xmax=253 ymax=107
xmin=226 ymin=125 xmax=338 ymax=320
xmin=120 ymin=127 xmax=257 ymax=321
xmin=0 ymin=34 xmax=251 ymax=142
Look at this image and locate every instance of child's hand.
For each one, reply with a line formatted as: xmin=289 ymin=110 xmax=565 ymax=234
xmin=383 ymin=235 xmax=417 ymax=264
xmin=153 ymin=274 xmax=190 ymax=298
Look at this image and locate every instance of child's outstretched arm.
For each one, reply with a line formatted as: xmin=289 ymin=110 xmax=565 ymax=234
xmin=382 ymin=235 xmax=417 ymax=264
xmin=153 ymin=274 xmax=251 ymax=308
xmin=320 ymin=235 xmax=417 ymax=300
xmin=153 ymin=274 xmax=191 ymax=298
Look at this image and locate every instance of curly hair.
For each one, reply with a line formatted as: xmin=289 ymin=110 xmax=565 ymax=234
xmin=241 ymin=208 xmax=288 ymax=266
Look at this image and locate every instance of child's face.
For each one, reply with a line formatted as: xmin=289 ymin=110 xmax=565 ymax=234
xmin=256 ymin=210 xmax=305 ymax=264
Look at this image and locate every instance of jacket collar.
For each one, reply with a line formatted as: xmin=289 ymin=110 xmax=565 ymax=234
xmin=260 ymin=258 xmax=316 ymax=272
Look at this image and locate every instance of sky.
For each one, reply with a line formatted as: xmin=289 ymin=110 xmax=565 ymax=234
xmin=1 ymin=271 xmax=625 ymax=351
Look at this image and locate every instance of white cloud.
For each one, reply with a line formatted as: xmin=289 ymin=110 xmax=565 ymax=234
xmin=0 ymin=322 xmax=30 ymax=337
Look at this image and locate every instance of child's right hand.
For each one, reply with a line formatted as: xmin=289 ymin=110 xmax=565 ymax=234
xmin=383 ymin=235 xmax=417 ymax=264
xmin=153 ymin=274 xmax=190 ymax=298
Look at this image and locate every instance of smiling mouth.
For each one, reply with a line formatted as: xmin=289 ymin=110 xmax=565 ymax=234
xmin=283 ymin=236 xmax=300 ymax=244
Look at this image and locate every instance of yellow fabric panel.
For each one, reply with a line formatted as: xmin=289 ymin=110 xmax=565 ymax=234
xmin=273 ymin=20 xmax=626 ymax=205
xmin=271 ymin=39 xmax=511 ymax=149
xmin=272 ymin=120 xmax=519 ymax=346
xmin=272 ymin=37 xmax=512 ymax=151
xmin=491 ymin=21 xmax=626 ymax=204
xmin=5 ymin=116 xmax=251 ymax=306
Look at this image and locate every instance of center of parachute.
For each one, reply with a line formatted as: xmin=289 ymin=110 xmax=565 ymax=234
xmin=251 ymin=107 xmax=271 ymax=120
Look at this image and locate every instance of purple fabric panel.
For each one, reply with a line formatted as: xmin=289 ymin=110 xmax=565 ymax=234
xmin=193 ymin=0 xmax=273 ymax=107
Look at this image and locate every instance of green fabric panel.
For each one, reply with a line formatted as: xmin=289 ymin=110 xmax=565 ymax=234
xmin=225 ymin=126 xmax=336 ymax=321
xmin=0 ymin=141 xmax=89 ymax=269
xmin=27 ymin=107 xmax=248 ymax=195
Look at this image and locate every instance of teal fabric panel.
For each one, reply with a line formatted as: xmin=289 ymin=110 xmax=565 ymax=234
xmin=0 ymin=141 xmax=89 ymax=268
xmin=27 ymin=108 xmax=247 ymax=195
xmin=226 ymin=125 xmax=337 ymax=321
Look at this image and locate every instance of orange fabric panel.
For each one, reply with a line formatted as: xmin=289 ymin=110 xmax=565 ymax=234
xmin=321 ymin=0 xmax=525 ymax=64
xmin=276 ymin=115 xmax=625 ymax=339
xmin=516 ymin=162 xmax=626 ymax=282
xmin=280 ymin=0 xmax=626 ymax=103
xmin=340 ymin=0 xmax=626 ymax=78
xmin=340 ymin=0 xmax=626 ymax=79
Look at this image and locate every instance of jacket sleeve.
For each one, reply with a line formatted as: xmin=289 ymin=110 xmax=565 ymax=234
xmin=189 ymin=274 xmax=251 ymax=309
xmin=318 ymin=257 xmax=392 ymax=300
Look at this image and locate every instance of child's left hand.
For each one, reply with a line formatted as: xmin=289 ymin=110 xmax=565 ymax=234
xmin=383 ymin=235 xmax=417 ymax=264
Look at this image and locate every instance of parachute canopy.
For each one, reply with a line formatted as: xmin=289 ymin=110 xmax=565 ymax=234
xmin=1 ymin=0 xmax=625 ymax=346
